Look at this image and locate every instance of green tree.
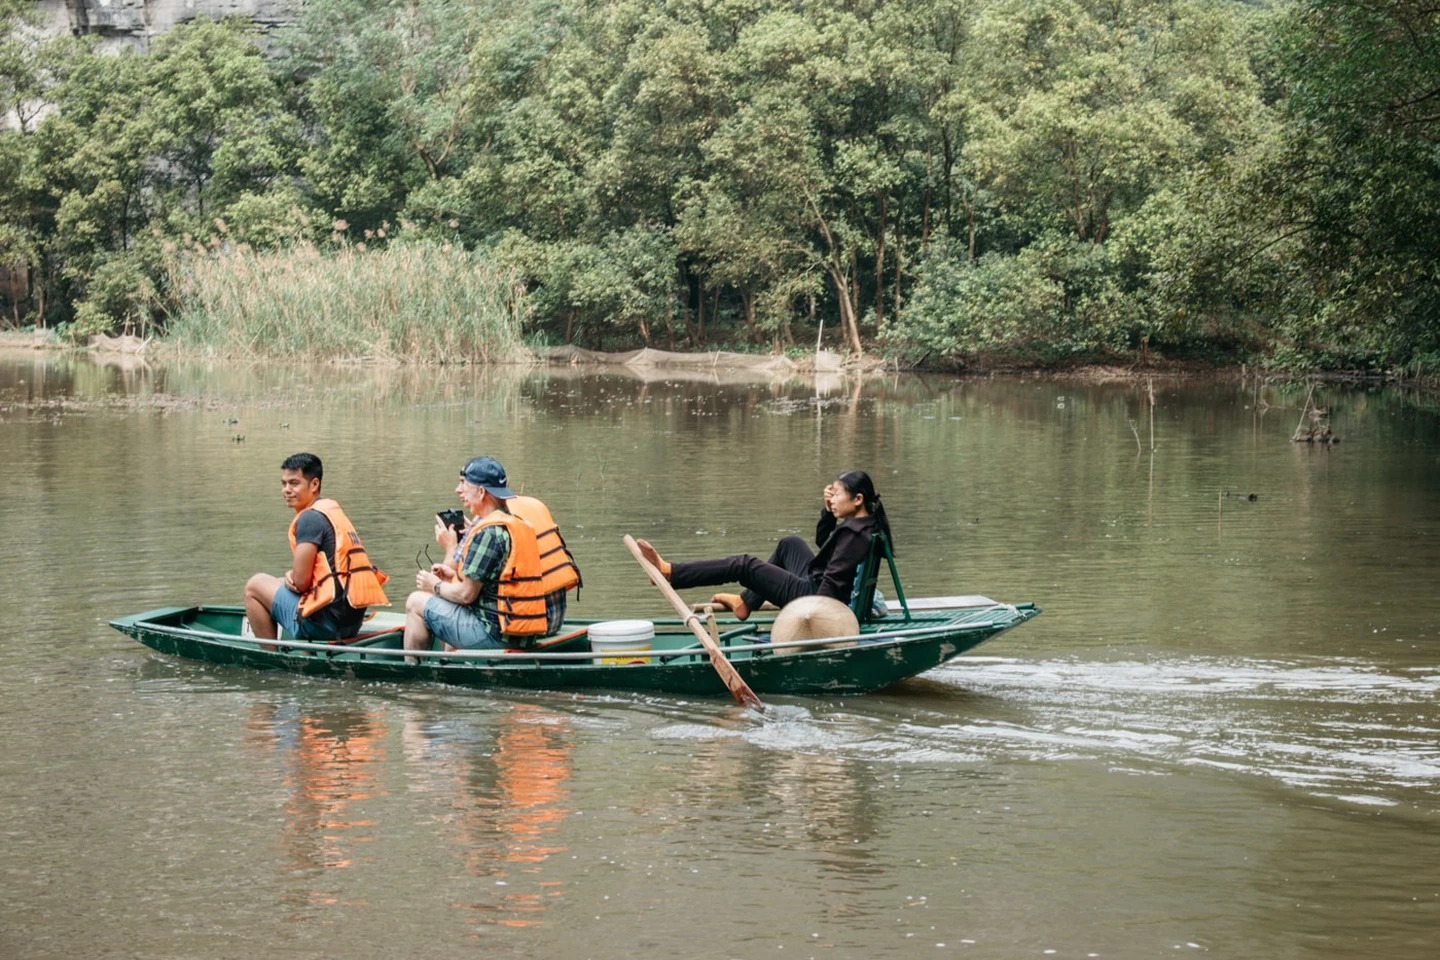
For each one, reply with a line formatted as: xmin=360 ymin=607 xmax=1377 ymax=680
xmin=676 ymin=87 xmax=821 ymax=348
xmin=892 ymin=0 xmax=1273 ymax=364
xmin=1105 ymin=1 xmax=1281 ymax=357
xmin=1265 ymin=0 xmax=1440 ymax=367
xmin=29 ymin=17 xmax=304 ymax=335
xmin=145 ymin=18 xmax=303 ymax=238
xmin=0 ymin=0 xmax=58 ymax=324
xmin=964 ymin=0 xmax=1256 ymax=246
xmin=280 ymin=0 xmax=520 ymax=237
xmin=31 ymin=42 xmax=155 ymax=334
xmin=499 ymin=225 xmax=676 ymax=348
xmin=683 ymin=2 xmax=889 ymax=354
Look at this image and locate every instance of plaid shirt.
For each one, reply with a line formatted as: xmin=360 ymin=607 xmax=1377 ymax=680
xmin=454 ymin=522 xmax=512 ymax=625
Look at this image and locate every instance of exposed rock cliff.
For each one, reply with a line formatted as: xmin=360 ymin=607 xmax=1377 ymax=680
xmin=38 ymin=1 xmax=298 ymax=51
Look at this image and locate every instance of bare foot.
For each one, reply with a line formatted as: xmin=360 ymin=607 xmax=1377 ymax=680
xmin=710 ymin=593 xmax=751 ymax=620
xmin=635 ymin=539 xmax=671 ymax=580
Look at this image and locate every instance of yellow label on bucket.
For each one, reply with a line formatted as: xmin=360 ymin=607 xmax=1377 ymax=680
xmin=598 ymin=653 xmax=649 ymax=666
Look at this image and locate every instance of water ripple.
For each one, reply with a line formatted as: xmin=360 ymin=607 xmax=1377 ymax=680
xmin=922 ymin=655 xmax=1440 ymax=806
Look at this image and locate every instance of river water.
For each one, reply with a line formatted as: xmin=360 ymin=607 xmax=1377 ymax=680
xmin=1 ymin=351 xmax=1436 ymax=959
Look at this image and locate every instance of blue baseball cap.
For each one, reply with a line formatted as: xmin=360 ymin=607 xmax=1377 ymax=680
xmin=460 ymin=456 xmax=515 ymax=498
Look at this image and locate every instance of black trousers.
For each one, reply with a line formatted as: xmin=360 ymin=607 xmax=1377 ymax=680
xmin=669 ymin=535 xmax=818 ymax=611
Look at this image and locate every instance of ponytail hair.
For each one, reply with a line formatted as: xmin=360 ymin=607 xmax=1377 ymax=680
xmin=834 ymin=469 xmax=894 ymax=554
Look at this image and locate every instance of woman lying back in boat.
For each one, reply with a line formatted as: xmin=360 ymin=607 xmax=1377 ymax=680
xmin=636 ymin=469 xmax=892 ymax=621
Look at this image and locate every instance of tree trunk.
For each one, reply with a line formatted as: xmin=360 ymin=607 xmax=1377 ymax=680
xmin=805 ymin=187 xmax=863 ymax=355
xmin=740 ymin=288 xmax=759 ymax=342
xmin=941 ymin=128 xmax=955 ymax=237
xmin=922 ymin=184 xmax=932 ymax=247
xmin=892 ymin=228 xmax=903 ymax=328
xmin=827 ymin=262 xmax=863 ymax=355
xmin=873 ymin=194 xmax=887 ymax=334
xmin=695 ymin=284 xmax=705 ymax=344
xmin=679 ymin=267 xmax=700 ymax=343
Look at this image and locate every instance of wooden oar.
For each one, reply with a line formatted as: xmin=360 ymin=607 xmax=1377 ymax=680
xmin=623 ymin=534 xmax=764 ymax=711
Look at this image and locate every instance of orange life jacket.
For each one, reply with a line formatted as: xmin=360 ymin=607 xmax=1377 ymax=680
xmin=507 ymin=496 xmax=582 ymax=594
xmin=288 ymin=499 xmax=390 ymax=618
xmin=460 ymin=509 xmax=547 ymax=638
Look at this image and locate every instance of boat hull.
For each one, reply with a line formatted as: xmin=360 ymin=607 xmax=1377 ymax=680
xmin=110 ymin=601 xmax=1040 ymax=697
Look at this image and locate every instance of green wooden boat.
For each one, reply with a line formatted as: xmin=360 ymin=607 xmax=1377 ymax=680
xmin=109 ymin=596 xmax=1038 ymax=697
xmin=112 ymin=533 xmax=1039 ymax=697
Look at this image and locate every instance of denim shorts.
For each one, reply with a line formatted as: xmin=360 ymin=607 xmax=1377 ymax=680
xmin=422 ymin=596 xmax=504 ymax=650
xmin=270 ymin=585 xmax=352 ymax=640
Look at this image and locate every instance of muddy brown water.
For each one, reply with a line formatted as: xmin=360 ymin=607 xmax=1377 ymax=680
xmin=2 ymin=352 xmax=1436 ymax=959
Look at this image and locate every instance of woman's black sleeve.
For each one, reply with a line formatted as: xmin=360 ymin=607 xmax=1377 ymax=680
xmin=815 ymin=509 xmax=836 ymax=547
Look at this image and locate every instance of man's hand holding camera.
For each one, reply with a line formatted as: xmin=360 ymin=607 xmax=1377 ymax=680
xmin=434 ymin=515 xmax=460 ymax=555
xmin=418 ymin=509 xmax=467 ymax=597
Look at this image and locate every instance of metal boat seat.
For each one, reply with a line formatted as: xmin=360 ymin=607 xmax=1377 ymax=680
xmin=848 ymin=530 xmax=910 ymax=624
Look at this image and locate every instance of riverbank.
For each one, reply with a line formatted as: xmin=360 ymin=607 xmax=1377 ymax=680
xmin=4 ymin=328 xmax=1430 ymax=390
xmin=0 ymin=329 xmax=59 ymax=351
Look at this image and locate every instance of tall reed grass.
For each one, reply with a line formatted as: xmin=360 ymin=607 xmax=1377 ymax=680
xmin=164 ymin=242 xmax=531 ymax=363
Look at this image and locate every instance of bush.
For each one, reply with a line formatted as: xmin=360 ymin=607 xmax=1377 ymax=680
xmin=65 ymin=255 xmax=159 ymax=341
xmin=885 ymin=235 xmax=1135 ymax=367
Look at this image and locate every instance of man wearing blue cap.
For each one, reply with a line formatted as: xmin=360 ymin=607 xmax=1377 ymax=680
xmin=403 ymin=456 xmax=548 ymax=661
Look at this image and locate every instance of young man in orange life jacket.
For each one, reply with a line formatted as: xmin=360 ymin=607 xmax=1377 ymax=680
xmin=404 ymin=456 xmax=580 ymax=661
xmin=243 ymin=452 xmax=388 ymax=641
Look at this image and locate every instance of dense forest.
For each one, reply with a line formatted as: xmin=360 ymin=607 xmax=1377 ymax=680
xmin=1 ymin=0 xmax=1437 ymax=371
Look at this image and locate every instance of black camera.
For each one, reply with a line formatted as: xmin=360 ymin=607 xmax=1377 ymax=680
xmin=437 ymin=508 xmax=466 ymax=532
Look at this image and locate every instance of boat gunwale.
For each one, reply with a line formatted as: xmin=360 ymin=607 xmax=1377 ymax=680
xmin=110 ymin=603 xmax=1035 ymax=666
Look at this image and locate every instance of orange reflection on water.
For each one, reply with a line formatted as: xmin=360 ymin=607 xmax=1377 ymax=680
xmin=246 ymin=704 xmax=387 ymax=909
xmin=402 ymin=702 xmax=574 ymax=930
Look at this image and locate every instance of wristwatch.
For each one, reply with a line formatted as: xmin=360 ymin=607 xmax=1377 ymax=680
xmin=433 ymin=580 xmax=442 ymax=597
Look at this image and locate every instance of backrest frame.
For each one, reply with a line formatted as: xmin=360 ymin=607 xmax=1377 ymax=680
xmin=849 ymin=530 xmax=910 ymax=623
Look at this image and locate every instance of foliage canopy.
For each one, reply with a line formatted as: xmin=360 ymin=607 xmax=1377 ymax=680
xmin=1 ymin=0 xmax=1437 ymax=373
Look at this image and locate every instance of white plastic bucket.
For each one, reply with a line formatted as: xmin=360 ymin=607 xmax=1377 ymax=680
xmin=588 ymin=620 xmax=654 ymax=665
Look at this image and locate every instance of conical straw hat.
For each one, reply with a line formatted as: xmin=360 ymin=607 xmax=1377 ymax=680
xmin=769 ymin=596 xmax=859 ymax=653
